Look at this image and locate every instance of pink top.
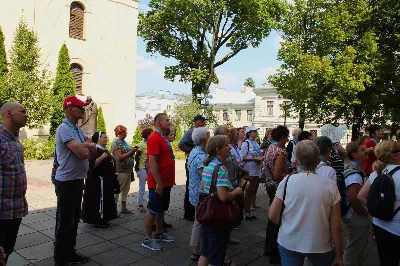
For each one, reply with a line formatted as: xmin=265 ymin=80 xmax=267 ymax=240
xmin=263 ymin=143 xmax=289 ymax=186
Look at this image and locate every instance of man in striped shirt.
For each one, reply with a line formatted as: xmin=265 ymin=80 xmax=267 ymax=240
xmin=0 ymin=102 xmax=29 ymax=264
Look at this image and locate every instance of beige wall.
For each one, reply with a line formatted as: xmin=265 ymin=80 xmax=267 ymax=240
xmin=0 ymin=0 xmax=139 ymax=139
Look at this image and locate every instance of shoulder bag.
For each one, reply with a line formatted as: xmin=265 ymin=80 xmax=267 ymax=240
xmin=196 ymin=164 xmax=240 ymax=229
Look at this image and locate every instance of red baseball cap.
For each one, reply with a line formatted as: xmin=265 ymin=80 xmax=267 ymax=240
xmin=63 ymin=96 xmax=87 ymax=109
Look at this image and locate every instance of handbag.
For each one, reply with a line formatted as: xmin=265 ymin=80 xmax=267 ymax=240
xmin=264 ymin=175 xmax=290 ymax=259
xmin=196 ymin=164 xmax=240 ymax=229
xmin=238 ymin=176 xmax=251 ymax=191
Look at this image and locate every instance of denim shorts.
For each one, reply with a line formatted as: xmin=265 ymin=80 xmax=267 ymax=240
xmin=278 ymin=243 xmax=334 ymax=266
xmin=147 ymin=187 xmax=172 ymax=215
xmin=201 ymin=225 xmax=230 ymax=266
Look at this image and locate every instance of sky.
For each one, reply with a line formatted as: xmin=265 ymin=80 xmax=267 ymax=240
xmin=136 ymin=1 xmax=283 ymax=95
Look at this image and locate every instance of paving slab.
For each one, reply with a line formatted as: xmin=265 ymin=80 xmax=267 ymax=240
xmin=8 ymin=160 xmax=380 ymax=266
xmin=90 ymin=247 xmax=145 ymax=266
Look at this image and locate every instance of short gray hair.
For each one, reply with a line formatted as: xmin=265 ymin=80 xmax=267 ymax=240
xmin=292 ymin=128 xmax=302 ymax=137
xmin=214 ymin=125 xmax=228 ymax=136
xmin=294 ymin=140 xmax=320 ymax=171
xmin=192 ymin=127 xmax=210 ymax=145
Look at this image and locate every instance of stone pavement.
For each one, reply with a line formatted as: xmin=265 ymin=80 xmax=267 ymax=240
xmin=8 ymin=160 xmax=379 ymax=266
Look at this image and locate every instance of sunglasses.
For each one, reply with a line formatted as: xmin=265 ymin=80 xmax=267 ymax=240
xmin=392 ymin=149 xmax=400 ymax=154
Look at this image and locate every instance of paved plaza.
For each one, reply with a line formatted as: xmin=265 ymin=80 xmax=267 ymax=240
xmin=7 ymin=160 xmax=379 ymax=266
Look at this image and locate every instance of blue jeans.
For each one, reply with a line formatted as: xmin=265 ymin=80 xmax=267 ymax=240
xmin=201 ymin=226 xmax=230 ymax=266
xmin=278 ymin=244 xmax=334 ymax=266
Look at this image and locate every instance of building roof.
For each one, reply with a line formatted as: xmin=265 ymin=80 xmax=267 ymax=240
xmin=136 ymin=90 xmax=180 ymax=100
xmin=209 ymin=87 xmax=256 ymax=105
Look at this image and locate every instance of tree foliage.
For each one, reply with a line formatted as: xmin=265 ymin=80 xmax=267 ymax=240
xmin=97 ymin=106 xmax=106 ymax=134
xmin=138 ymin=0 xmax=286 ymax=98
xmin=138 ymin=115 xmax=155 ymax=130
xmin=0 ymin=27 xmax=7 ymax=77
xmin=49 ymin=43 xmax=76 ymax=136
xmin=243 ymin=77 xmax=255 ymax=88
xmin=269 ymin=0 xmax=381 ymax=134
xmin=132 ymin=126 xmax=142 ymax=145
xmin=1 ymin=18 xmax=53 ymax=128
xmin=172 ymin=94 xmax=217 ymax=130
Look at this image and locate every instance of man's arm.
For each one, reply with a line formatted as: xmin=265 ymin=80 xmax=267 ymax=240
xmin=66 ymin=140 xmax=90 ymax=160
xmin=178 ymin=130 xmax=193 ymax=154
xmin=149 ymin=154 xmax=164 ymax=195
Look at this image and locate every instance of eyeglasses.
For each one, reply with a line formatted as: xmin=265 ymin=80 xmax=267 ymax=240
xmin=391 ymin=149 xmax=400 ymax=154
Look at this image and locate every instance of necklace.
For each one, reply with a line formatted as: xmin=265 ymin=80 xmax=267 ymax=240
xmin=155 ymin=129 xmax=175 ymax=160
xmin=64 ymin=118 xmax=84 ymax=143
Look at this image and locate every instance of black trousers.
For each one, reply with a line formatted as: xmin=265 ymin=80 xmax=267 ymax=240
xmin=373 ymin=224 xmax=400 ymax=266
xmin=184 ymin=160 xmax=195 ymax=219
xmin=54 ymin=179 xmax=83 ymax=265
xmin=0 ymin=218 xmax=22 ymax=264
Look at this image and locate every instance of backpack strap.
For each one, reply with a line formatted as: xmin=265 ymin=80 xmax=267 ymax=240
xmin=344 ymin=169 xmax=362 ymax=179
xmin=388 ymin=166 xmax=400 ymax=176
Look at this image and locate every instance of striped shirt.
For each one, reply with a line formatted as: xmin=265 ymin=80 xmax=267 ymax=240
xmin=328 ymin=149 xmax=344 ymax=180
xmin=202 ymin=157 xmax=233 ymax=194
xmin=0 ymin=125 xmax=28 ymax=219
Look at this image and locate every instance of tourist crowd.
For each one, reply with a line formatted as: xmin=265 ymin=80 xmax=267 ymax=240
xmin=1 ymin=99 xmax=400 ymax=266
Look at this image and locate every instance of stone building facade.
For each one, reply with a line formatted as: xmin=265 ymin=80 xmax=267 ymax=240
xmin=0 ymin=0 xmax=139 ymax=139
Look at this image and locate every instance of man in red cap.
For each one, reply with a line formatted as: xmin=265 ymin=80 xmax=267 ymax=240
xmin=54 ymin=96 xmax=96 ymax=266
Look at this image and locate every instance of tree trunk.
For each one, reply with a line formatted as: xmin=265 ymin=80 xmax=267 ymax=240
xmin=298 ymin=107 xmax=305 ymax=130
xmin=351 ymin=106 xmax=362 ymax=141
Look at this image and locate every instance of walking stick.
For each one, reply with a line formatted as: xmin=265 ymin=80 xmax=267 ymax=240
xmin=99 ymin=176 xmax=104 ymax=219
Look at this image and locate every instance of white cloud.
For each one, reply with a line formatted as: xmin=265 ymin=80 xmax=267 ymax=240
xmin=216 ymin=72 xmax=240 ymax=89
xmin=138 ymin=3 xmax=152 ymax=12
xmin=246 ymin=66 xmax=277 ymax=80
xmin=274 ymin=34 xmax=284 ymax=50
xmin=136 ymin=55 xmax=164 ymax=76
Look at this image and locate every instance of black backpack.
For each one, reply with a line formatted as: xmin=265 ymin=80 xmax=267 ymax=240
xmin=367 ymin=166 xmax=400 ymax=221
xmin=338 ymin=168 xmax=367 ymax=216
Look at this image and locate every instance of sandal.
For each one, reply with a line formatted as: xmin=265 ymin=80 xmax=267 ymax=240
xmin=250 ymin=207 xmax=255 ymax=211
xmin=116 ymin=212 xmax=123 ymax=218
xmin=191 ymin=253 xmax=200 ymax=261
xmin=138 ymin=205 xmax=146 ymax=213
xmin=120 ymin=208 xmax=134 ymax=214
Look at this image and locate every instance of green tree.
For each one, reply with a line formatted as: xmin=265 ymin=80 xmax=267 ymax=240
xmin=132 ymin=126 xmax=142 ymax=145
xmin=138 ymin=0 xmax=286 ymax=99
xmin=0 ymin=27 xmax=7 ymax=77
xmin=269 ymin=0 xmax=381 ymax=135
xmin=172 ymin=94 xmax=217 ymax=130
xmin=0 ymin=27 xmax=7 ymax=109
xmin=243 ymin=77 xmax=255 ymax=88
xmin=2 ymin=18 xmax=53 ymax=128
xmin=97 ymin=106 xmax=106 ymax=133
xmin=138 ymin=116 xmax=154 ymax=130
xmin=49 ymin=43 xmax=76 ymax=136
xmin=370 ymin=0 xmax=400 ymax=135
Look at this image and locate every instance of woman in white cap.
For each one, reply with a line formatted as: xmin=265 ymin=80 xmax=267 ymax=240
xmin=240 ymin=125 xmax=263 ymax=221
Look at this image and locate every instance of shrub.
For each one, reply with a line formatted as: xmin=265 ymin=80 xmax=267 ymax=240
xmin=22 ymin=137 xmax=55 ymax=160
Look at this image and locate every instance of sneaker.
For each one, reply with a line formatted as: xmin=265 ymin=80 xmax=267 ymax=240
xmin=154 ymin=232 xmax=175 ymax=242
xmin=142 ymin=238 xmax=162 ymax=251
xmin=67 ymin=253 xmax=90 ymax=264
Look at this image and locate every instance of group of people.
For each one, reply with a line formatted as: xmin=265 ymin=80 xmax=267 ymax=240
xmin=1 ymin=96 xmax=400 ymax=266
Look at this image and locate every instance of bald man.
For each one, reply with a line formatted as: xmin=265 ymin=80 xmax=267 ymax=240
xmin=0 ymin=102 xmax=29 ymax=264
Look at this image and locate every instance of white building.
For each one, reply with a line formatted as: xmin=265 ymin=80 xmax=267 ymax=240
xmin=209 ymin=87 xmax=256 ymax=128
xmin=0 ymin=0 xmax=139 ymax=139
xmin=135 ymin=90 xmax=179 ymax=127
xmin=254 ymin=83 xmax=321 ymax=139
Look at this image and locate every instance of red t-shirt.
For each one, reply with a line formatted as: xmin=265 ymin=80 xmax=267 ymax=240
xmin=147 ymin=131 xmax=176 ymax=189
xmin=363 ymin=139 xmax=377 ymax=175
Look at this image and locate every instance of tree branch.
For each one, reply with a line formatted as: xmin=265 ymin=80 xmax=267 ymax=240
xmin=214 ymin=42 xmax=249 ymax=68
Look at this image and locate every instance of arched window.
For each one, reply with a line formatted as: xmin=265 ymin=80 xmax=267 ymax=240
xmin=70 ymin=63 xmax=83 ymax=94
xmin=69 ymin=2 xmax=85 ymax=40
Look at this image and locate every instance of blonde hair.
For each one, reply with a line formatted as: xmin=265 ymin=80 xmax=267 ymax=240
xmin=204 ymin=135 xmax=229 ymax=166
xmin=346 ymin=141 xmax=361 ymax=161
xmin=228 ymin=127 xmax=238 ymax=143
xmin=373 ymin=140 xmax=400 ymax=173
